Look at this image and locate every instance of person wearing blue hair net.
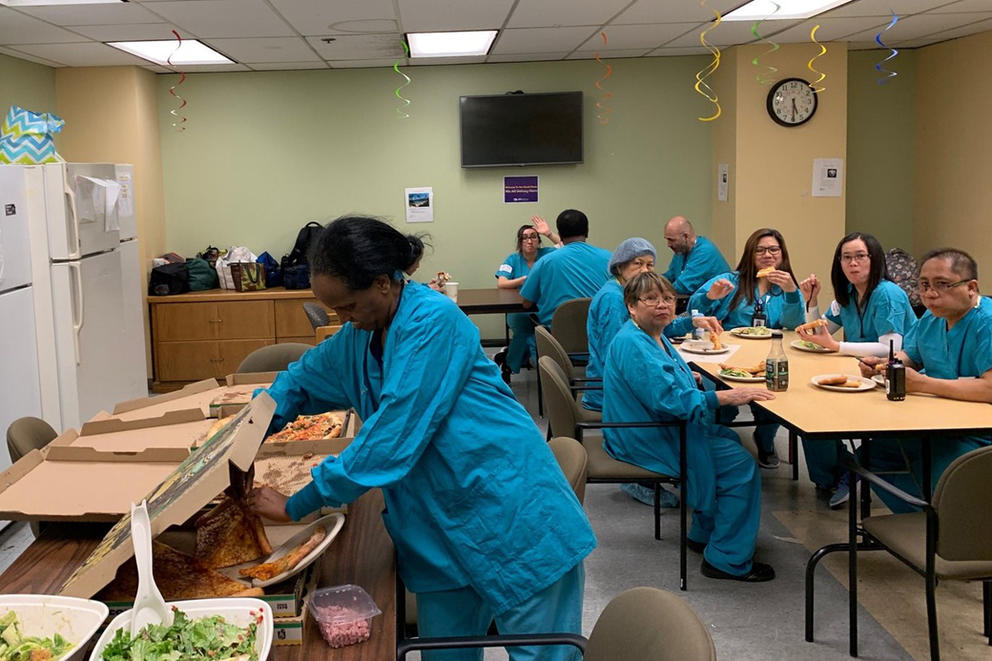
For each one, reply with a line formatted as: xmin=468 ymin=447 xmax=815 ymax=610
xmin=585 ymin=238 xmax=722 ymax=506
xmin=250 ymin=216 xmax=595 ymax=661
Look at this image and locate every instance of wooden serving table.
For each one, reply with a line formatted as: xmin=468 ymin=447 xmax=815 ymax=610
xmin=0 ymin=490 xmax=396 ymax=661
xmin=454 ymin=288 xmax=527 ymax=315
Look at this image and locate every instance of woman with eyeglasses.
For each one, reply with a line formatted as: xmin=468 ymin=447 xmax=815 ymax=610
xmin=796 ymin=232 xmax=918 ymax=507
xmin=603 ymin=271 xmax=776 ymax=582
xmin=493 ymin=217 xmax=561 ymax=376
xmin=687 ymin=228 xmax=805 ymax=469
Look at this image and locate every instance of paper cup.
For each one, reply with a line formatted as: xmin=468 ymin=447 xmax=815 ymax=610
xmin=444 ymin=281 xmax=459 ymax=300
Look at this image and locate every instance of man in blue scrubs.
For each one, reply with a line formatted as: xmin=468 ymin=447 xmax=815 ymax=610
xmin=662 ymin=216 xmax=730 ymax=295
xmin=858 ymin=248 xmax=992 ymax=513
xmin=251 ymin=217 xmax=595 ymax=661
xmin=520 ymin=209 xmax=611 ymax=327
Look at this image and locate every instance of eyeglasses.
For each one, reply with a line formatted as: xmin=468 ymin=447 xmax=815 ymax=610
xmin=917 ymin=279 xmax=970 ymax=293
xmin=521 ymin=233 xmax=540 ymax=241
xmin=754 ymin=246 xmax=781 ymax=255
xmin=629 ymin=258 xmax=655 ymax=269
xmin=638 ymin=295 xmax=676 ymax=307
xmin=840 ymin=252 xmax=870 ymax=264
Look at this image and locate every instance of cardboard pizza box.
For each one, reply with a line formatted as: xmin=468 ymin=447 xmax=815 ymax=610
xmin=58 ymin=395 xmax=275 ymax=599
xmin=110 ymin=373 xmax=276 ymax=422
xmin=56 ymin=409 xmax=216 ymax=453
xmin=259 ymin=408 xmax=360 ymax=455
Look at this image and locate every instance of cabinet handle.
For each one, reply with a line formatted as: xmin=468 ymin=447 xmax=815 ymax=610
xmin=208 ymin=319 xmax=223 ymax=324
xmin=209 ymin=358 xmax=223 ymax=363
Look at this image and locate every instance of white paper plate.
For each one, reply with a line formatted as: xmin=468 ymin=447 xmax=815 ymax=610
xmin=719 ymin=371 xmax=765 ymax=383
xmin=791 ymin=339 xmax=834 ymax=353
xmin=730 ymin=327 xmax=773 ymax=339
xmin=0 ymin=594 xmax=108 ymax=660
xmin=223 ymin=513 xmax=345 ymax=588
xmin=89 ymin=597 xmax=272 ymax=661
xmin=872 ymin=374 xmax=886 ymax=387
xmin=811 ymin=374 xmax=876 ymax=392
xmin=681 ymin=344 xmax=731 ymax=355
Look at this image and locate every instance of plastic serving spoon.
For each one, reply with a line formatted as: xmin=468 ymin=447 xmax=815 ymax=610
xmin=129 ymin=500 xmax=174 ymax=634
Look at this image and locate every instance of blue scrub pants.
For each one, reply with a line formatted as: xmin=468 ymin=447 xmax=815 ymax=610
xmin=802 ymin=439 xmax=855 ymax=489
xmin=506 ymin=313 xmax=537 ymax=373
xmin=712 ymin=399 xmax=779 ymax=456
xmin=416 ymin=563 xmax=585 ymax=661
xmin=688 ymin=429 xmax=762 ymax=576
xmin=854 ymin=437 xmax=989 ymax=514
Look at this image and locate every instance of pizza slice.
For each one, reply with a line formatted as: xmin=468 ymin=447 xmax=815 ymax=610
xmin=756 ymin=267 xmax=776 ymax=278
xmin=795 ymin=318 xmax=828 ymax=334
xmin=239 ymin=527 xmax=327 ymax=582
xmin=193 ymin=495 xmax=272 ymax=569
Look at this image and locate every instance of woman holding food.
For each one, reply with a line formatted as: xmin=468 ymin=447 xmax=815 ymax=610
xmin=795 ymin=232 xmax=918 ymax=507
xmin=251 ymin=216 xmax=595 ymax=661
xmin=687 ymin=228 xmax=805 ymax=468
xmin=493 ymin=217 xmax=561 ymax=377
xmin=603 ymin=271 xmax=777 ymax=582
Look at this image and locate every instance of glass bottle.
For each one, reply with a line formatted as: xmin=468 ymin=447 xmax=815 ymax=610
xmin=885 ymin=339 xmax=906 ymax=401
xmin=752 ymin=296 xmax=767 ymax=327
xmin=765 ymin=330 xmax=789 ymax=391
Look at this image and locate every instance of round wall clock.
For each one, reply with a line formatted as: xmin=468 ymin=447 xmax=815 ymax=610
xmin=766 ymin=77 xmax=818 ymax=127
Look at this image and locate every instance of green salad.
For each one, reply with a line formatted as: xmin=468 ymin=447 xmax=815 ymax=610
xmin=720 ymin=368 xmax=757 ymax=378
xmin=0 ymin=610 xmax=73 ymax=660
xmin=798 ymin=340 xmax=823 ymax=350
xmin=101 ymin=608 xmax=258 ymax=661
xmin=735 ymin=327 xmax=771 ymax=336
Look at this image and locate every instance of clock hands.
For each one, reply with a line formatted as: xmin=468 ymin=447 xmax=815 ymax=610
xmin=791 ymin=98 xmax=798 ymax=122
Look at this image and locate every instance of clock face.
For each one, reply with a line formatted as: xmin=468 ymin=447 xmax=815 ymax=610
xmin=767 ymin=78 xmax=818 ymax=127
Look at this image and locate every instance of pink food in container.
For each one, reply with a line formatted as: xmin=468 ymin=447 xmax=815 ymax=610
xmin=307 ymin=584 xmax=382 ymax=648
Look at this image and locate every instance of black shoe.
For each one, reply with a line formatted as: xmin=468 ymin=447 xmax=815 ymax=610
xmin=700 ymin=559 xmax=775 ymax=582
xmin=686 ymin=538 xmax=706 ymax=554
xmin=757 ymin=448 xmax=780 ymax=469
xmin=493 ymin=348 xmax=511 ymax=383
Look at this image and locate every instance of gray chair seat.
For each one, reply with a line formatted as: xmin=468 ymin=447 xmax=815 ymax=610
xmin=583 ymin=437 xmax=667 ymax=481
xmin=863 ymin=512 xmax=992 ymax=581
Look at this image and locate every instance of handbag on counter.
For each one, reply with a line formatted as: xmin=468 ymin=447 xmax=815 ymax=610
xmin=256 ymin=251 xmax=282 ymax=288
xmin=148 ymin=262 xmax=189 ymax=296
xmin=230 ymin=262 xmax=266 ymax=292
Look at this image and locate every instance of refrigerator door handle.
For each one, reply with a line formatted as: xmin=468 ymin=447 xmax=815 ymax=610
xmin=64 ymin=180 xmax=81 ymax=259
xmin=69 ymin=262 xmax=84 ymax=364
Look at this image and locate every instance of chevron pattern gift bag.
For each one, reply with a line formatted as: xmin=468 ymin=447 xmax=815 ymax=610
xmin=0 ymin=105 xmax=66 ymax=164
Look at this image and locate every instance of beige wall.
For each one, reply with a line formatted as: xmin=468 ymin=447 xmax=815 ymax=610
xmin=0 ymin=53 xmax=57 ymax=141
xmin=914 ymin=31 xmax=992 ymax=290
xmin=709 ymin=47 xmax=738 ymax=257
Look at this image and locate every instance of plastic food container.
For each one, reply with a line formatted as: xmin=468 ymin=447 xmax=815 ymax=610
xmin=307 ymin=584 xmax=381 ymax=648
xmin=0 ymin=594 xmax=108 ymax=661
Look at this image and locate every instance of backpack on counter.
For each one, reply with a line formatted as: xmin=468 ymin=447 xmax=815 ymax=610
xmin=186 ymin=257 xmax=219 ymax=291
xmin=257 ymin=251 xmax=282 ymax=288
xmin=279 ymin=221 xmax=323 ymax=289
xmin=148 ymin=262 xmax=189 ymax=296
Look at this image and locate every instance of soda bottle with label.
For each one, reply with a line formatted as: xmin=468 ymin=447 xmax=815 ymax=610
xmin=885 ymin=339 xmax=906 ymax=401
xmin=765 ymin=330 xmax=789 ymax=391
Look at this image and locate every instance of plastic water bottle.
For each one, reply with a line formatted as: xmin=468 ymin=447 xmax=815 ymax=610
xmin=765 ymin=331 xmax=789 ymax=391
xmin=691 ymin=309 xmax=707 ymax=341
xmin=886 ymin=339 xmax=906 ymax=401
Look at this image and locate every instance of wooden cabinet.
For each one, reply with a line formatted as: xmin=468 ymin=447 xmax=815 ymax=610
xmin=149 ymin=288 xmax=327 ymax=387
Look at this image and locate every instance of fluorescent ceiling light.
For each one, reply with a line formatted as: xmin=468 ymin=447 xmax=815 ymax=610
xmin=0 ymin=0 xmax=121 ymax=5
xmin=407 ymin=30 xmax=498 ymax=58
xmin=108 ymin=39 xmax=234 ymax=66
xmin=723 ymin=0 xmax=855 ymax=21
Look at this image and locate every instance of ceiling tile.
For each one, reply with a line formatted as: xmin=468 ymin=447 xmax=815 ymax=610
xmin=409 ymin=55 xmax=488 ymax=65
xmin=825 ymin=0 xmax=964 ymax=18
xmin=146 ymin=0 xmax=295 ymax=38
xmin=645 ymin=46 xmax=711 ymax=56
xmin=328 ymin=58 xmax=403 ymax=68
xmin=268 ymin=0 xmax=397 ymax=35
xmin=13 ymin=2 xmax=162 ymax=27
xmin=768 ymin=16 xmax=891 ymax=44
xmin=663 ymin=20 xmax=801 ymax=48
xmin=0 ymin=45 xmax=63 ymax=67
xmin=305 ymin=33 xmax=406 ymax=60
xmin=843 ymin=11 xmax=992 ymax=42
xmin=486 ymin=51 xmax=569 ymax=62
xmin=614 ymin=0 xmax=748 ymax=24
xmin=491 ymin=26 xmax=600 ymax=54
xmin=0 ymin=7 xmax=88 ymax=45
xmin=11 ymin=42 xmax=151 ymax=67
xmin=890 ymin=15 xmax=992 ymax=44
xmin=930 ymin=0 xmax=992 ymax=12
xmin=578 ymin=23 xmax=700 ymax=50
xmin=70 ymin=23 xmax=188 ymax=42
xmin=204 ymin=37 xmax=319 ymax=63
xmin=507 ymin=0 xmax=633 ymax=28
xmin=566 ymin=48 xmax=652 ymax=59
xmin=246 ymin=61 xmax=329 ymax=70
xmin=399 ymin=0 xmax=514 ymax=31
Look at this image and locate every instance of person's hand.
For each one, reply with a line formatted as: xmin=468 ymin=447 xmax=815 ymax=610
xmin=716 ymin=388 xmax=776 ymax=407
xmin=707 ymin=278 xmax=734 ymax=301
xmin=691 ymin=315 xmax=723 ymax=336
xmin=857 ymin=356 xmax=886 ymax=378
xmin=796 ymin=323 xmax=837 ymax=350
xmin=531 ymin=215 xmax=551 ymax=236
xmin=427 ymin=278 xmax=444 ymax=292
xmin=765 ymin=269 xmax=797 ymax=293
xmin=799 ymin=274 xmax=820 ymax=304
xmin=903 ymin=365 xmax=925 ymax=392
xmin=247 ymin=486 xmax=292 ymax=522
xmin=693 ymin=371 xmax=703 ymax=387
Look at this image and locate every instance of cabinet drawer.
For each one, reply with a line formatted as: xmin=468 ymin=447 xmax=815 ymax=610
xmin=154 ymin=341 xmax=220 ymax=381
xmin=218 ymin=339 xmax=273 ymax=375
xmin=154 ymin=301 xmax=274 ymax=341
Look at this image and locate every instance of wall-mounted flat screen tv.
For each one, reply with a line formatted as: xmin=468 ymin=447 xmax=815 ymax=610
xmin=459 ymin=91 xmax=583 ymax=168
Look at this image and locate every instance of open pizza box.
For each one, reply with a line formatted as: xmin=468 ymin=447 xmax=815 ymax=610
xmin=110 ymin=372 xmax=276 ymax=422
xmin=58 ymin=409 xmax=218 ymax=454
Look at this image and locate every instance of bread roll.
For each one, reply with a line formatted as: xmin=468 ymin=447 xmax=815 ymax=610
xmin=818 ymin=375 xmax=848 ymax=386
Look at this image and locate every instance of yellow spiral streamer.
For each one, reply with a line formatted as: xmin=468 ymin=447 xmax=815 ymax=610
xmin=807 ymin=25 xmax=827 ymax=93
xmin=694 ymin=3 xmax=723 ymax=122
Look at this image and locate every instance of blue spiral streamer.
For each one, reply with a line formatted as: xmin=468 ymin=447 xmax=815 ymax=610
xmin=874 ymin=12 xmax=900 ymax=84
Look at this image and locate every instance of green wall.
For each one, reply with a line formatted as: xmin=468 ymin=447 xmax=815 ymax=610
xmin=156 ymin=57 xmax=715 ymax=293
xmin=845 ymin=48 xmax=916 ymax=252
xmin=0 ymin=53 xmax=57 ymax=128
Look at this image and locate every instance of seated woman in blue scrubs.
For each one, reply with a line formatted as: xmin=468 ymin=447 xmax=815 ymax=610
xmin=493 ymin=218 xmax=560 ymax=376
xmin=795 ymin=232 xmax=918 ymax=507
xmin=250 ymin=216 xmax=595 ymax=661
xmin=856 ymin=248 xmax=992 ymax=514
xmin=688 ymin=228 xmax=805 ymax=469
xmin=603 ymin=271 xmax=776 ymax=582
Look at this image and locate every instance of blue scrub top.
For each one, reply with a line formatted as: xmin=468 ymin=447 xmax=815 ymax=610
xmin=663 ymin=236 xmax=730 ymax=295
xmin=584 ymin=279 xmax=694 ymax=411
xmin=904 ymin=296 xmax=992 ymax=380
xmin=824 ymin=279 xmax=917 ymax=342
xmin=688 ymin=271 xmax=805 ymax=330
xmin=264 ymin=282 xmax=596 ymax=611
xmin=520 ymin=241 xmax=611 ymax=327
xmin=494 ymin=247 xmax=555 ymax=280
xmin=602 ymin=321 xmax=726 ymax=512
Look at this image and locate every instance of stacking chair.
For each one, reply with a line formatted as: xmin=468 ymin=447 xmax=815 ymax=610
xmin=397 ymin=586 xmax=716 ymax=660
xmin=535 ymin=324 xmax=602 ymax=426
xmin=550 ymin=297 xmax=591 ymax=362
xmin=538 ymin=356 xmax=690 ymax=590
xmin=805 ymin=445 xmax=992 ymax=659
xmin=235 ymin=342 xmax=311 ymax=373
xmin=301 ymin=301 xmax=330 ymax=330
xmin=6 ymin=416 xmax=58 ymax=536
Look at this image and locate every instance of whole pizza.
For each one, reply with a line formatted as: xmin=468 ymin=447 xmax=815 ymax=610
xmin=265 ymin=411 xmax=345 ymax=443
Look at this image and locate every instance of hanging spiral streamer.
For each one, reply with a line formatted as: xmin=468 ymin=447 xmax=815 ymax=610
xmin=694 ymin=2 xmax=723 ymax=122
xmin=166 ymin=30 xmax=187 ymax=132
xmin=750 ymin=2 xmax=780 ymax=85
xmin=393 ymin=40 xmax=412 ymax=119
xmin=807 ymin=24 xmax=827 ymax=93
xmin=874 ymin=12 xmax=900 ymax=84
xmin=593 ymin=31 xmax=613 ymax=124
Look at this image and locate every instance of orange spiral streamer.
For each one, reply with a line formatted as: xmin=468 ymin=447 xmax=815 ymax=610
xmin=593 ymin=32 xmax=613 ymax=125
xmin=166 ymin=30 xmax=188 ymax=132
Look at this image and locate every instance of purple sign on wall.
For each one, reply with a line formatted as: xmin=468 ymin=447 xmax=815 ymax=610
xmin=504 ymin=176 xmax=539 ymax=203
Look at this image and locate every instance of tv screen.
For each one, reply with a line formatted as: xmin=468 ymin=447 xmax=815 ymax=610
xmin=459 ymin=92 xmax=583 ymax=168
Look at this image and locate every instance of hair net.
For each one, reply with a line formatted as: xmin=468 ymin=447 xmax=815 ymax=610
xmin=609 ymin=237 xmax=657 ymax=274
